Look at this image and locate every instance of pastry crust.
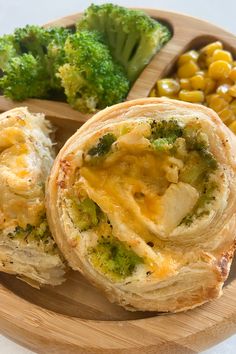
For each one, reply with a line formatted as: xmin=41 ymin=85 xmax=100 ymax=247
xmin=0 ymin=107 xmax=65 ymax=287
xmin=46 ymin=98 xmax=236 ymax=311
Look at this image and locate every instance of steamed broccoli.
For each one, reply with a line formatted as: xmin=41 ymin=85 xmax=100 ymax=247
xmin=13 ymin=25 xmax=50 ymax=57
xmin=72 ymin=197 xmax=101 ymax=231
xmin=46 ymin=27 xmax=71 ymax=90
xmin=89 ymin=235 xmax=143 ymax=280
xmin=57 ymin=30 xmax=129 ymax=112
xmin=0 ymin=35 xmax=17 ymax=71
xmin=0 ymin=25 xmax=71 ymax=100
xmin=77 ymin=3 xmax=171 ymax=82
xmin=88 ymin=133 xmax=116 ymax=157
xmin=0 ymin=53 xmax=49 ymax=100
xmin=150 ymin=119 xmax=183 ymax=145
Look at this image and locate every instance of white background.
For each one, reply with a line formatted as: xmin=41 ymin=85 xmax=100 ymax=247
xmin=0 ymin=0 xmax=236 ymax=353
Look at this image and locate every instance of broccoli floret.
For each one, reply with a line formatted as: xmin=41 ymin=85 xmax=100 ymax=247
xmin=7 ymin=219 xmax=57 ymax=253
xmin=88 ymin=133 xmax=116 ymax=157
xmin=0 ymin=35 xmax=17 ymax=71
xmin=13 ymin=25 xmax=50 ymax=58
xmin=150 ymin=119 xmax=183 ymax=144
xmin=0 ymin=53 xmax=49 ymax=100
xmin=89 ymin=235 xmax=143 ymax=280
xmin=72 ymin=198 xmax=101 ymax=231
xmin=77 ymin=4 xmax=171 ymax=82
xmin=46 ymin=27 xmax=71 ymax=90
xmin=57 ymin=30 xmax=129 ymax=113
xmin=180 ymin=181 xmax=218 ymax=226
xmin=0 ymin=25 xmax=71 ymax=100
xmin=152 ymin=137 xmax=173 ymax=152
xmin=183 ymin=125 xmax=218 ymax=170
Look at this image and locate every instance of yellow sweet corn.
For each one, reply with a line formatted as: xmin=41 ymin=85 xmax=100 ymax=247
xmin=190 ymin=74 xmax=205 ymax=90
xmin=177 ymin=50 xmax=199 ymax=66
xmin=149 ymin=40 xmax=236 ymax=121
xmin=229 ymin=67 xmax=236 ymax=81
xmin=216 ymin=84 xmax=232 ymax=102
xmin=157 ymin=79 xmax=180 ymax=97
xmin=177 ymin=60 xmax=199 ymax=78
xmin=200 ymin=41 xmax=223 ymax=56
xmin=228 ymin=121 xmax=236 ymax=134
xmin=149 ymin=88 xmax=157 ymax=97
xmin=208 ymin=94 xmax=228 ymax=112
xmin=228 ymin=85 xmax=236 ymax=97
xmin=212 ymin=49 xmax=233 ymax=63
xmin=217 ymin=78 xmax=234 ymax=86
xmin=218 ymin=108 xmax=235 ymax=125
xmin=179 ymin=90 xmax=204 ymax=103
xmin=204 ymin=78 xmax=216 ymax=94
xmin=180 ymin=78 xmax=192 ymax=90
xmin=208 ymin=60 xmax=232 ymax=80
xmin=230 ymin=100 xmax=236 ymax=114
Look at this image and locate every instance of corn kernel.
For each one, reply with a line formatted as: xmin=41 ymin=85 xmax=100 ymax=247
xmin=180 ymin=78 xmax=191 ymax=90
xmin=177 ymin=50 xmax=199 ymax=66
xmin=196 ymin=70 xmax=206 ymax=76
xmin=229 ymin=67 xmax=236 ymax=81
xmin=228 ymin=85 xmax=236 ymax=97
xmin=216 ymin=84 xmax=230 ymax=98
xmin=217 ymin=78 xmax=234 ymax=86
xmin=177 ymin=60 xmax=199 ymax=78
xmin=179 ymin=90 xmax=204 ymax=103
xmin=157 ymin=79 xmax=180 ymax=97
xmin=206 ymin=56 xmax=214 ymax=67
xmin=190 ymin=74 xmax=205 ymax=90
xmin=218 ymin=108 xmax=235 ymax=125
xmin=200 ymin=41 xmax=223 ymax=56
xmin=204 ymin=78 xmax=216 ymax=94
xmin=149 ymin=88 xmax=157 ymax=97
xmin=208 ymin=94 xmax=228 ymax=112
xmin=208 ymin=60 xmax=231 ymax=80
xmin=228 ymin=121 xmax=236 ymax=134
xmin=198 ymin=52 xmax=208 ymax=69
xmin=212 ymin=49 xmax=233 ymax=63
xmin=230 ymin=100 xmax=236 ymax=114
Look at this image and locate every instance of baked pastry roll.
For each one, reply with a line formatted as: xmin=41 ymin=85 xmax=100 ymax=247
xmin=46 ymin=98 xmax=236 ymax=311
xmin=0 ymin=107 xmax=65 ymax=286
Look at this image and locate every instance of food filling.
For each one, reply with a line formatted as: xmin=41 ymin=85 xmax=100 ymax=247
xmin=66 ymin=118 xmax=222 ymax=282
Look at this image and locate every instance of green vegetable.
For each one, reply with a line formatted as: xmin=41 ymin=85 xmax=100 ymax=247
xmin=180 ymin=181 xmax=218 ymax=226
xmin=57 ymin=30 xmax=129 ymax=113
xmin=13 ymin=25 xmax=50 ymax=57
xmin=150 ymin=119 xmax=183 ymax=145
xmin=88 ymin=133 xmax=116 ymax=157
xmin=0 ymin=54 xmax=49 ymax=100
xmin=77 ymin=3 xmax=171 ymax=82
xmin=152 ymin=137 xmax=173 ymax=152
xmin=89 ymin=235 xmax=143 ymax=280
xmin=7 ymin=219 xmax=57 ymax=253
xmin=183 ymin=125 xmax=218 ymax=170
xmin=0 ymin=25 xmax=71 ymax=100
xmin=179 ymin=151 xmax=216 ymax=186
xmin=46 ymin=27 xmax=72 ymax=91
xmin=73 ymin=198 xmax=101 ymax=231
xmin=0 ymin=35 xmax=17 ymax=71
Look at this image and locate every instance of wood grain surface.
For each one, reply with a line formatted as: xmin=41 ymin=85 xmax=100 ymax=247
xmin=0 ymin=9 xmax=236 ymax=354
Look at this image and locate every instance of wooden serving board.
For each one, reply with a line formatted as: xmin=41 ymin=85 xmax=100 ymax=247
xmin=0 ymin=9 xmax=236 ymax=354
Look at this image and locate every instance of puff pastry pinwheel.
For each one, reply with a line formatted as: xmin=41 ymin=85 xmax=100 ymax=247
xmin=0 ymin=107 xmax=65 ymax=287
xmin=46 ymin=98 xmax=236 ymax=312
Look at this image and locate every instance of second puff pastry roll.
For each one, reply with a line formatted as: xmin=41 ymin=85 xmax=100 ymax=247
xmin=0 ymin=107 xmax=65 ymax=287
xmin=46 ymin=98 xmax=236 ymax=312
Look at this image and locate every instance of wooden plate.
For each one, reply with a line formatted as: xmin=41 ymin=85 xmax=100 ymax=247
xmin=0 ymin=9 xmax=236 ymax=354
